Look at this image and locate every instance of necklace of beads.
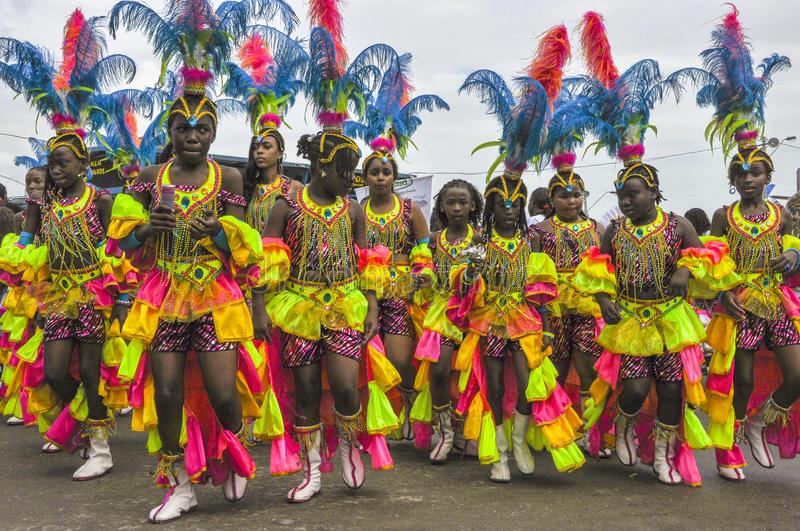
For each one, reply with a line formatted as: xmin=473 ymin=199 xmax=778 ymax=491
xmin=484 ymin=229 xmax=528 ymax=293
xmin=42 ymin=184 xmax=99 ymax=287
xmin=433 ymin=225 xmax=474 ymax=289
xmin=365 ymin=195 xmax=405 ymax=251
xmin=727 ymin=200 xmax=781 ymax=275
xmin=613 ymin=208 xmax=670 ymax=298
xmin=550 ymin=216 xmax=598 ymax=271
xmin=246 ymin=175 xmax=284 ymax=233
xmin=296 ymin=187 xmax=354 ymax=285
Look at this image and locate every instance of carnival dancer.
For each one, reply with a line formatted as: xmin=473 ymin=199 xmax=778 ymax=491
xmin=106 ymin=0 xmax=295 ymax=522
xmin=410 ymin=179 xmax=482 ymax=463
xmin=223 ymin=31 xmax=308 ymax=233
xmin=346 ymin=52 xmax=448 ymax=440
xmin=571 ymin=10 xmax=739 ymax=486
xmin=0 ymin=9 xmax=136 ymax=477
xmin=681 ymin=5 xmax=798 ymax=481
xmin=453 ymin=24 xmax=584 ymax=480
xmin=251 ymin=0 xmax=401 ymax=503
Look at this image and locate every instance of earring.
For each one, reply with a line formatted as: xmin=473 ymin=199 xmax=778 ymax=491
xmin=728 ymin=185 xmax=736 ymax=195
xmin=321 ymin=170 xmax=327 ymax=178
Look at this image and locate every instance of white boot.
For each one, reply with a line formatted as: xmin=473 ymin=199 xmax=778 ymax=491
xmin=73 ymin=418 xmax=114 ymax=481
xmin=6 ymin=415 xmax=23 ymax=426
xmin=335 ymin=408 xmax=365 ymax=489
xmin=745 ymin=396 xmax=786 ymax=469
xmin=651 ymin=422 xmax=682 ymax=485
xmin=489 ymin=425 xmax=511 ymax=483
xmin=718 ymin=465 xmax=746 ymax=481
xmin=287 ymin=427 xmax=322 ymax=503
xmin=429 ymin=403 xmax=454 ymax=463
xmin=149 ymin=456 xmax=198 ymax=524
xmin=400 ymin=386 xmax=416 ymax=441
xmin=42 ymin=441 xmax=62 ymax=454
xmin=221 ymin=424 xmax=250 ymax=502
xmin=615 ymin=407 xmax=638 ymax=466
xmin=511 ymin=411 xmax=535 ymax=475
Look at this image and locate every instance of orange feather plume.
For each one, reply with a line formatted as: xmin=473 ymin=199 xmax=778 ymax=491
xmin=125 ymin=110 xmax=140 ymax=148
xmin=53 ymin=9 xmax=85 ymax=93
xmin=578 ymin=11 xmax=619 ymax=88
xmin=308 ymin=0 xmax=348 ymax=74
xmin=525 ymin=24 xmax=571 ymax=104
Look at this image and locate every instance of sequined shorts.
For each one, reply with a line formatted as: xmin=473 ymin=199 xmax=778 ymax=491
xmin=378 ymin=298 xmax=414 ymax=337
xmin=481 ymin=334 xmax=523 ymax=359
xmin=151 ymin=314 xmax=236 ymax=353
xmin=737 ymin=309 xmax=800 ymax=351
xmin=620 ymin=352 xmax=683 ymax=382
xmin=549 ymin=313 xmax=602 ymax=362
xmin=440 ymin=336 xmax=458 ymax=350
xmin=282 ymin=327 xmax=363 ymax=368
xmin=43 ymin=304 xmax=105 ymax=344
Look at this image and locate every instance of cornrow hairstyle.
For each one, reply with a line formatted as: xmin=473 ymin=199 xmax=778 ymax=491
xmin=297 ymin=131 xmax=361 ymax=180
xmin=615 ymin=163 xmax=665 ymax=203
xmin=243 ymin=130 xmax=285 ymax=203
xmin=483 ymin=176 xmax=528 ymax=237
xmin=432 ymin=178 xmax=483 ymax=229
xmin=727 ymin=147 xmax=774 ymax=186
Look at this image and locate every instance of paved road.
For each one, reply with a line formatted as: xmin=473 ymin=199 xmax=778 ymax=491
xmin=1 ymin=416 xmax=798 ymax=530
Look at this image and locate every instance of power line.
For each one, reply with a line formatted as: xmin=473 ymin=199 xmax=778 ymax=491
xmin=0 ymin=173 xmax=25 ymax=186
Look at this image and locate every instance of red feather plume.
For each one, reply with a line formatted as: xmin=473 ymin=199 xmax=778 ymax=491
xmin=53 ymin=9 xmax=85 ymax=93
xmin=125 ymin=110 xmax=141 ymax=148
xmin=308 ymin=0 xmax=348 ymax=74
xmin=238 ymin=35 xmax=275 ymax=86
xmin=578 ymin=11 xmax=619 ymax=88
xmin=525 ymin=24 xmax=571 ymax=104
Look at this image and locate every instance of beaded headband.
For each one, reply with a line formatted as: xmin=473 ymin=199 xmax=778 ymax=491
xmin=168 ymin=95 xmax=218 ymax=128
xmin=319 ymin=131 xmax=361 ymax=164
xmin=485 ymin=176 xmax=526 ymax=208
xmin=615 ymin=162 xmax=657 ymax=190
xmin=46 ymin=131 xmax=88 ymax=160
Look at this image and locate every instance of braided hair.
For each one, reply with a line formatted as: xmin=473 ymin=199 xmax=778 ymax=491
xmin=432 ymin=179 xmax=483 ymax=229
xmin=728 ymin=147 xmax=774 ymax=185
xmin=43 ymin=132 xmax=89 ymax=206
xmin=244 ymin=130 xmax=285 ymax=204
xmin=483 ymin=176 xmax=528 ymax=237
xmin=297 ymin=131 xmax=361 ymax=179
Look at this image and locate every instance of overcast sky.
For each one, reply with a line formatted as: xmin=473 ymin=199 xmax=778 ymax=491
xmin=1 ymin=0 xmax=799 ymax=218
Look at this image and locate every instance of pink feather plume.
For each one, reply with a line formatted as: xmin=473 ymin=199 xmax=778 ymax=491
xmin=259 ymin=113 xmax=282 ymax=128
xmin=317 ymin=111 xmax=348 ymax=128
xmin=369 ymin=137 xmax=395 ymax=153
xmin=525 ymin=24 xmax=571 ymax=104
xmin=53 ymin=9 xmax=86 ymax=92
xmin=239 ymin=34 xmax=275 ymax=86
xmin=617 ymin=143 xmax=644 ymax=161
xmin=552 ymin=152 xmax=576 ymax=169
xmin=309 ymin=0 xmax=348 ymax=74
xmin=578 ymin=11 xmax=620 ymax=89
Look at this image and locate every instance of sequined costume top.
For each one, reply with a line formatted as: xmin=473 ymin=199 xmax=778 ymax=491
xmin=365 ymin=195 xmax=415 ymax=299
xmin=245 ymin=176 xmax=293 ymax=234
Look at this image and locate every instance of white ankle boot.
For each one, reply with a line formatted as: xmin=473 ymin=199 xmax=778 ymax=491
xmin=287 ymin=427 xmax=322 ymax=503
xmin=42 ymin=441 xmax=62 ymax=454
xmin=335 ymin=408 xmax=365 ymax=489
xmin=511 ymin=411 xmax=535 ymax=475
xmin=149 ymin=456 xmax=198 ymax=524
xmin=745 ymin=397 xmax=786 ymax=468
xmin=489 ymin=425 xmax=511 ymax=483
xmin=429 ymin=404 xmax=454 ymax=463
xmin=222 ymin=469 xmax=248 ymax=502
xmin=717 ymin=465 xmax=746 ymax=481
xmin=615 ymin=408 xmax=638 ymax=466
xmin=652 ymin=422 xmax=682 ymax=485
xmin=400 ymin=386 xmax=416 ymax=441
xmin=73 ymin=418 xmax=114 ymax=481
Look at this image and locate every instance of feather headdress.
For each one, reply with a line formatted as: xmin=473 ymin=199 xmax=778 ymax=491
xmin=668 ymin=4 xmax=790 ymax=168
xmin=0 ymin=8 xmax=137 ymax=156
xmin=345 ymin=51 xmax=449 ymax=171
xmin=459 ymin=24 xmax=570 ymax=182
xmin=222 ymin=26 xmax=309 ymax=138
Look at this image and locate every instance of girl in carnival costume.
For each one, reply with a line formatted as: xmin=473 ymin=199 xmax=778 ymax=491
xmin=677 ymin=5 xmax=797 ymax=481
xmin=251 ymin=0 xmax=401 ymax=503
xmin=411 ymin=178 xmax=483 ymax=462
xmin=345 ymin=51 xmax=448 ymax=441
xmin=571 ymin=11 xmax=739 ymax=486
xmin=107 ymin=0 xmax=296 ymax=522
xmin=453 ymin=24 xmax=584 ymax=481
xmin=531 ymin=93 xmax=609 ymax=458
xmin=0 ymin=9 xmax=139 ymax=478
xmin=223 ymin=27 xmax=309 ymax=233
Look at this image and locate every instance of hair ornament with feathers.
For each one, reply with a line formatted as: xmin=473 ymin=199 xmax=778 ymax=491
xmin=109 ymin=0 xmax=298 ymax=129
xmin=345 ymin=50 xmax=449 ymax=173
xmin=459 ymin=24 xmax=570 ymax=183
xmin=668 ymin=4 xmax=789 ymax=172
xmin=0 ymin=8 xmax=138 ymax=162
